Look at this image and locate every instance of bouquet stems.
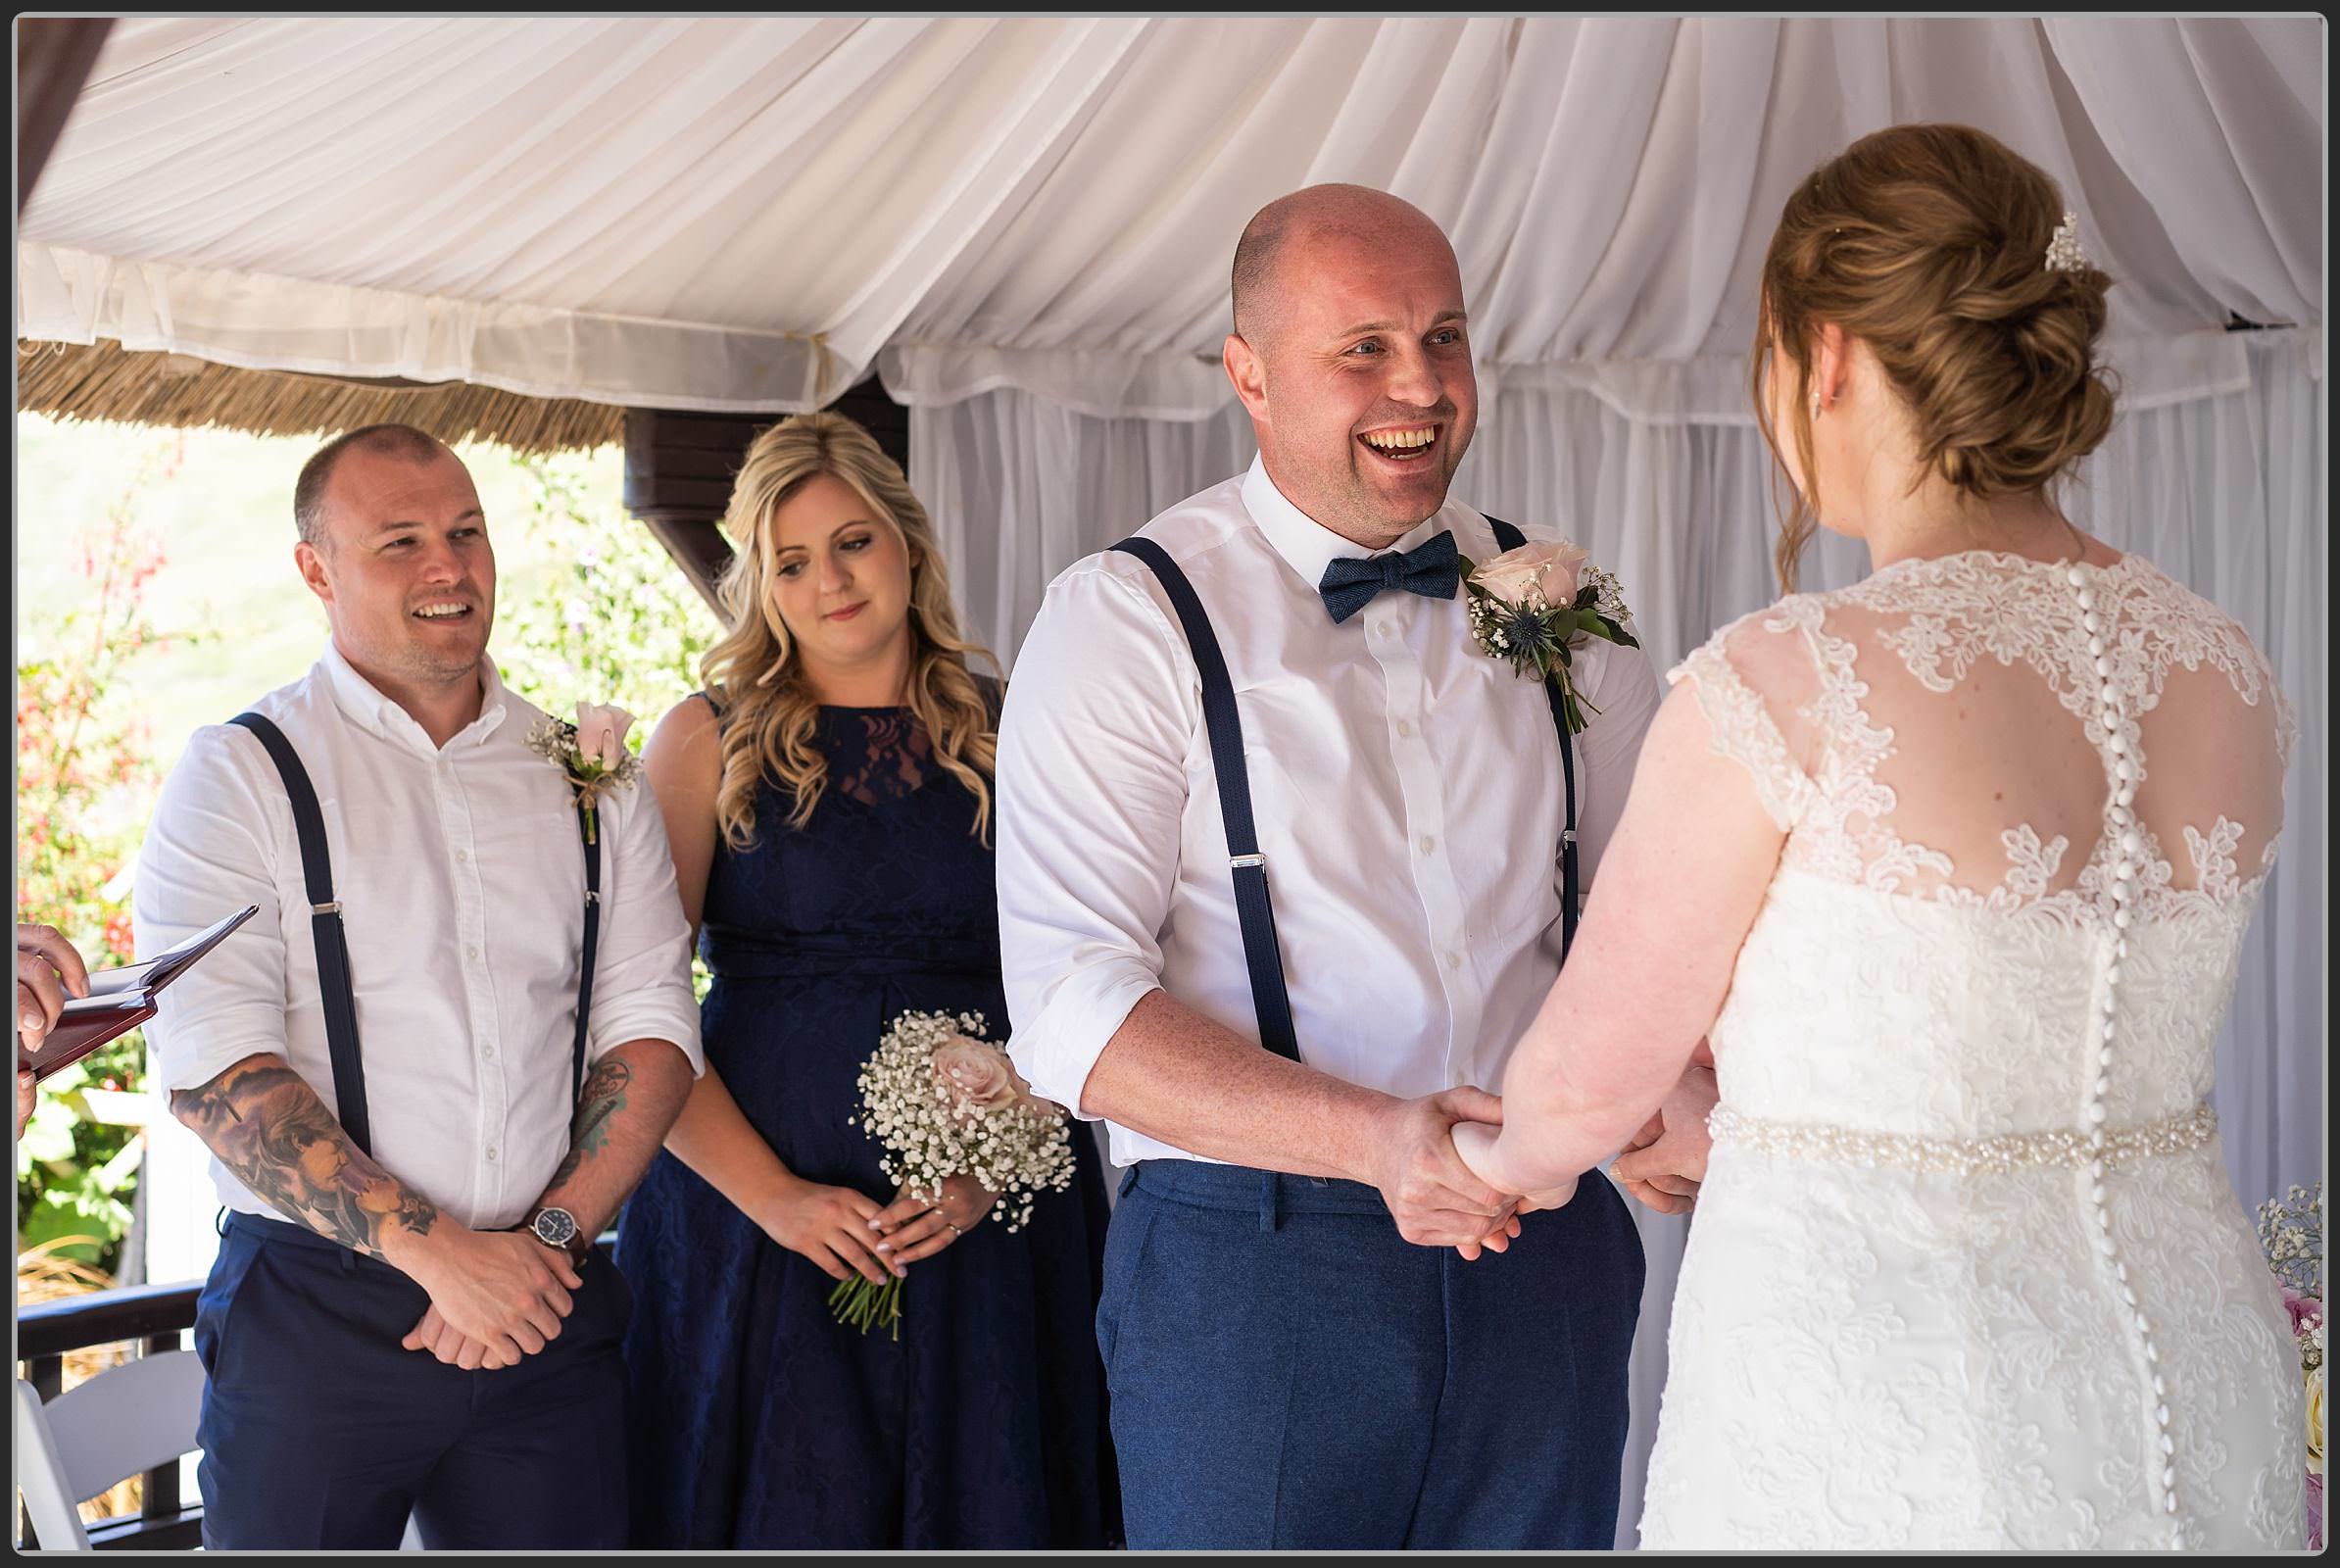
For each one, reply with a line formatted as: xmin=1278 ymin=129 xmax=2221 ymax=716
xmin=828 ymin=1272 xmax=905 ymax=1340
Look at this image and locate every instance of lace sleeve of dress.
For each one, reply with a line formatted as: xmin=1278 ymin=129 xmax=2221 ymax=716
xmin=1666 ymin=623 xmax=1819 ymax=834
xmin=2267 ymin=659 xmax=2299 ymax=774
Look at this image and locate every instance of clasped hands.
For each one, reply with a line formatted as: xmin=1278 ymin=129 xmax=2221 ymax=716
xmin=397 ymin=1225 xmax=584 ymax=1372
xmin=1373 ymin=1066 xmax=1717 ymax=1260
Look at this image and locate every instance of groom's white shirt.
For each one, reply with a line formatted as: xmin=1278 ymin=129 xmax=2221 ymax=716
xmin=135 ymin=641 xmax=704 ymax=1231
xmin=999 ymin=457 xmax=1660 ymax=1167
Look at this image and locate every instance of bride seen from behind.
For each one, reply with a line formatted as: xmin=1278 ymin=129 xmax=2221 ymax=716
xmin=1455 ymin=122 xmax=2303 ymax=1549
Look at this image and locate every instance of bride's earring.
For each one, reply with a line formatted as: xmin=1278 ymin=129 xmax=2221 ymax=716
xmin=1811 ymin=390 xmax=1823 ymax=421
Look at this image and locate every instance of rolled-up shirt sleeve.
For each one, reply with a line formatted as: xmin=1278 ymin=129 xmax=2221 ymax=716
xmin=134 ymin=724 xmax=295 ymax=1093
xmin=585 ymin=772 xmax=704 ymax=1075
xmin=998 ymin=562 xmax=1197 ymax=1116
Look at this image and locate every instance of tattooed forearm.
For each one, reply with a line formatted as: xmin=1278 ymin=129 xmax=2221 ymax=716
xmin=546 ymin=1056 xmax=632 ymax=1193
xmin=534 ymin=1039 xmax=693 ymax=1236
xmin=170 ymin=1054 xmax=438 ymax=1257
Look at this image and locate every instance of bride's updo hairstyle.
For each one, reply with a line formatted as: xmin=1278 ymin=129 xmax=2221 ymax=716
xmin=1754 ymin=122 xmax=2118 ymax=590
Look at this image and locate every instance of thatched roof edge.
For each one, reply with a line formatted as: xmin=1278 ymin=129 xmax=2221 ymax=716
xmin=16 ymin=338 xmax=622 ymax=455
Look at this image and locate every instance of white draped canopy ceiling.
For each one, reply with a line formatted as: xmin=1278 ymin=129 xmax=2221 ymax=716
xmin=17 ymin=19 xmax=2324 ymax=1545
xmin=16 ymin=16 xmax=2322 ymax=412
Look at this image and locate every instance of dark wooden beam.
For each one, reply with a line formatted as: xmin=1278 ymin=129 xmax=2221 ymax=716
xmin=17 ymin=18 xmax=114 ymax=215
xmin=622 ymin=374 xmax=909 ymax=615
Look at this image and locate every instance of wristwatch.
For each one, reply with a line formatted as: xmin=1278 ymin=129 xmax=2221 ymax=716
xmin=522 ymin=1205 xmax=590 ymax=1265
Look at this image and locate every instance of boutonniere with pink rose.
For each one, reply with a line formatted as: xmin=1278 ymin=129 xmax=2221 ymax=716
xmin=836 ymin=1009 xmax=1076 ymax=1338
xmin=1458 ymin=539 xmax=1638 ymax=734
xmin=524 ymin=702 xmax=643 ymax=844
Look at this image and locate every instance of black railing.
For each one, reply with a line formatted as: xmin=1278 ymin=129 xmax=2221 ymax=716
xmin=16 ymin=1234 xmax=618 ymax=1550
xmin=17 ymin=1279 xmax=205 ymax=1550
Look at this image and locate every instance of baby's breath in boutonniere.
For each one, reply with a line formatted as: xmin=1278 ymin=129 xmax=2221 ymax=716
xmin=1457 ymin=540 xmax=1638 ymax=735
xmin=526 ymin=702 xmax=643 ymax=844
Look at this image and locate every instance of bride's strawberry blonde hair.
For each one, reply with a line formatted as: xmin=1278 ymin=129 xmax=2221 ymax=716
xmin=1753 ymin=122 xmax=2119 ymax=591
xmin=701 ymin=411 xmax=1000 ymax=847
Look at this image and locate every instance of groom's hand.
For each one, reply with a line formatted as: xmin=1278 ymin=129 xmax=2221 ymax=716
xmin=1610 ymin=1063 xmax=1718 ymax=1214
xmin=1364 ymin=1088 xmax=1519 ymax=1250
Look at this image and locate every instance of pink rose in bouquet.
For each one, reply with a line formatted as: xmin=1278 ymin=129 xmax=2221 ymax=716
xmin=933 ymin=1034 xmax=1026 ymax=1112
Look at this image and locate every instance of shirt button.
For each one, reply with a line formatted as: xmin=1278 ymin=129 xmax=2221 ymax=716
xmin=1444 ymin=952 xmax=1462 ymax=971
xmin=485 ymin=1147 xmax=498 ymax=1162
xmin=1418 ymin=835 xmax=1436 ymax=855
xmin=481 ymin=1044 xmax=496 ymax=1060
xmin=1450 ymin=1068 xmax=1468 ymax=1089
xmin=466 ymin=944 xmax=481 ymax=959
xmin=1395 ymin=720 xmax=1413 ymax=737
xmin=455 ymin=847 xmax=469 ymax=862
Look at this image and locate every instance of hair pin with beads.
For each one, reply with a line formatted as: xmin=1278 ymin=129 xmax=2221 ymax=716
xmin=2044 ymin=210 xmax=2092 ymax=274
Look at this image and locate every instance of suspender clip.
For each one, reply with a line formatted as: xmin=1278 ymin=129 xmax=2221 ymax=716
xmin=1230 ymin=853 xmax=1267 ymax=870
xmin=584 ymin=890 xmax=602 ymax=906
xmin=1561 ymin=829 xmax=1578 ymax=846
xmin=311 ymin=900 xmax=342 ymax=915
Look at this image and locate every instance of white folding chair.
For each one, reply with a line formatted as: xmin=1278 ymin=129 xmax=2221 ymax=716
xmin=14 ymin=1349 xmax=206 ymax=1550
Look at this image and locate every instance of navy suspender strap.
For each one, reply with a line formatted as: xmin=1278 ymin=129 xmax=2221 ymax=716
xmin=1108 ymin=538 xmax=1304 ymax=1063
xmin=229 ymin=712 xmax=606 ymax=1153
xmin=227 ymin=712 xmax=374 ymax=1155
xmin=1483 ymin=515 xmax=1582 ymax=959
xmin=573 ymin=820 xmax=601 ymax=1102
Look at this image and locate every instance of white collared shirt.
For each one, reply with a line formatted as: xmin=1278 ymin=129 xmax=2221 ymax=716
xmin=134 ymin=642 xmax=704 ymax=1231
xmin=998 ymin=457 xmax=1661 ymax=1167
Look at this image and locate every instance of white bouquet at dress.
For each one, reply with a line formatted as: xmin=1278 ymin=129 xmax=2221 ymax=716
xmin=2258 ymin=1181 xmax=2323 ymax=1548
xmin=835 ymin=1008 xmax=1076 ymax=1337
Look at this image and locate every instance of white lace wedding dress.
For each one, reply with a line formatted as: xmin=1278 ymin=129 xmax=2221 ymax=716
xmin=1637 ymin=550 xmax=2305 ymax=1550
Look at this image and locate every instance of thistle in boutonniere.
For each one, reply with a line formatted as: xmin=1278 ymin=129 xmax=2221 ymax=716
xmin=1458 ymin=539 xmax=1639 ymax=734
xmin=525 ymin=702 xmax=643 ymax=844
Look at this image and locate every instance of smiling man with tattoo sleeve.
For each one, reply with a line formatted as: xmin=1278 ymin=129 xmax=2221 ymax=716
xmin=132 ymin=424 xmax=703 ymax=1551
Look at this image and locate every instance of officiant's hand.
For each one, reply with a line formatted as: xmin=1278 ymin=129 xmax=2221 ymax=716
xmin=17 ymin=921 xmax=90 ymax=1055
xmin=1610 ymin=1062 xmax=1718 ymax=1214
xmin=868 ymin=1174 xmax=998 ymax=1265
xmin=1363 ymin=1088 xmax=1521 ymax=1251
xmin=756 ymin=1173 xmax=897 ymax=1286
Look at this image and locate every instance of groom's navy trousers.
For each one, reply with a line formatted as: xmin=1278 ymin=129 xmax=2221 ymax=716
xmin=192 ymin=1211 xmax=632 ymax=1549
xmin=1098 ymin=1158 xmax=1644 ymax=1549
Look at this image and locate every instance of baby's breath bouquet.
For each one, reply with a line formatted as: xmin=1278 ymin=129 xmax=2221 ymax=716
xmin=2258 ymin=1182 xmax=2323 ymax=1548
xmin=835 ymin=1009 xmax=1076 ymax=1338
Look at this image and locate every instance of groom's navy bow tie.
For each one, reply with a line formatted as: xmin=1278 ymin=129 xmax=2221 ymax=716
xmin=1316 ymin=529 xmax=1460 ymax=625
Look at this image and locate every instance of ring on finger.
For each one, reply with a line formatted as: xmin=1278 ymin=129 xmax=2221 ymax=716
xmin=944 ymin=1219 xmax=965 ymax=1237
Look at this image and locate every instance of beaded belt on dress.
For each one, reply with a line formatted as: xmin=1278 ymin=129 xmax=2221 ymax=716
xmin=1706 ymin=1102 xmax=2218 ymax=1176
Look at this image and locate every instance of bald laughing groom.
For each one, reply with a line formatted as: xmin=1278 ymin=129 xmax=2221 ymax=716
xmin=994 ymin=184 xmax=1713 ymax=1548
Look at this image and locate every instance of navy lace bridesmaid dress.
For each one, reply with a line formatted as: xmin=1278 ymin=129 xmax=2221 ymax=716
xmin=615 ymin=697 xmax=1120 ymax=1547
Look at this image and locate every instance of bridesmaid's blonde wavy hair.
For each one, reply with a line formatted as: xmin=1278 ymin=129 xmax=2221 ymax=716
xmin=702 ymin=411 xmax=1000 ymax=848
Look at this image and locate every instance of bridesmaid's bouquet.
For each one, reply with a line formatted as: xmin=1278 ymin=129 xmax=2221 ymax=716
xmin=835 ymin=1009 xmax=1076 ymax=1338
xmin=2258 ymin=1182 xmax=2324 ymax=1548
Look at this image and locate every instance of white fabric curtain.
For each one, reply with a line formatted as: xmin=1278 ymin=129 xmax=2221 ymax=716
xmin=21 ymin=18 xmax=2320 ymax=412
xmin=911 ymin=325 xmax=2323 ymax=1544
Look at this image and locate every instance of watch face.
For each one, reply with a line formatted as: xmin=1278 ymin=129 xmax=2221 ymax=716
xmin=533 ymin=1208 xmax=579 ymax=1247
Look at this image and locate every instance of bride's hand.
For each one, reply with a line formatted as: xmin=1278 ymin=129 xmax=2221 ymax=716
xmin=1448 ymin=1124 xmax=1576 ymax=1258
